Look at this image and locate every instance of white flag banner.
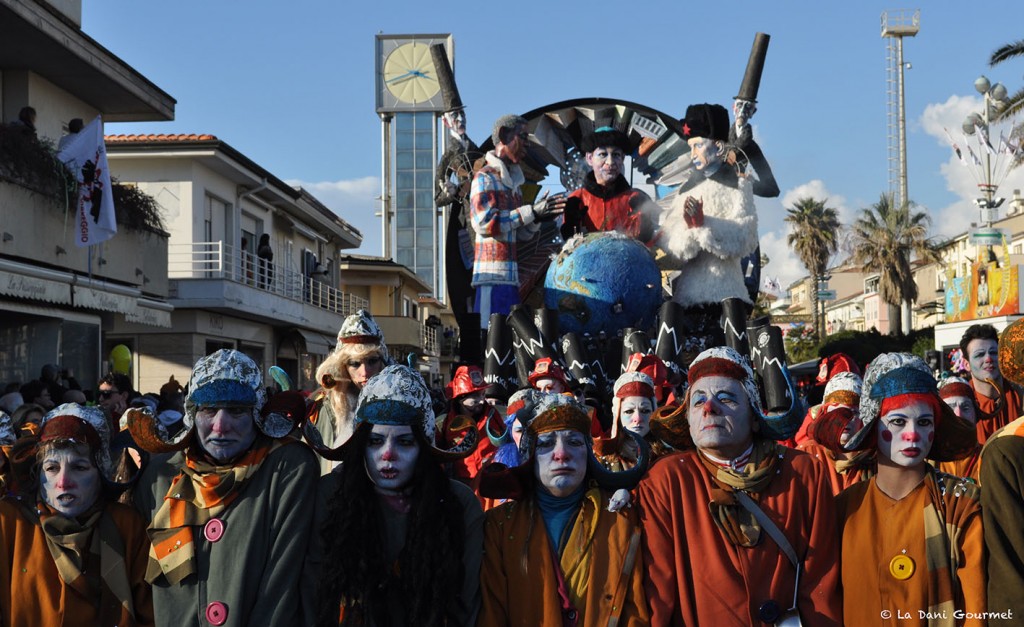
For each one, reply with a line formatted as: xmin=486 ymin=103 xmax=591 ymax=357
xmin=57 ymin=115 xmax=117 ymax=247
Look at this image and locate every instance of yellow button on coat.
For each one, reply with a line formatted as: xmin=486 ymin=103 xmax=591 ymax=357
xmin=889 ymin=555 xmax=915 ymax=580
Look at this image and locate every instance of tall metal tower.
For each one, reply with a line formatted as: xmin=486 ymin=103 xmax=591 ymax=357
xmin=881 ymin=9 xmax=919 ymax=209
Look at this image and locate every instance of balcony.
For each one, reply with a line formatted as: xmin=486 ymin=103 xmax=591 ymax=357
xmin=167 ymin=241 xmax=368 ymax=330
xmin=375 ymin=316 xmax=440 ymax=357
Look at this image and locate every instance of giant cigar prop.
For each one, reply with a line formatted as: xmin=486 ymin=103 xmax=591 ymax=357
xmin=720 ymin=297 xmax=750 ymax=355
xmin=483 ymin=312 xmax=517 ymax=402
xmin=746 ymin=318 xmax=802 ymax=440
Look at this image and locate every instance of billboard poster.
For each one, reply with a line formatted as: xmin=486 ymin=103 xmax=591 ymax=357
xmin=944 ymin=261 xmax=1023 ymax=322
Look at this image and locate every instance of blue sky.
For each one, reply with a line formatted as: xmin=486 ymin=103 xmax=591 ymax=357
xmin=84 ymin=1 xmax=1024 ymax=288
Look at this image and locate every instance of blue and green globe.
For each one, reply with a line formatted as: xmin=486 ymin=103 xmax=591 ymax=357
xmin=543 ymin=232 xmax=663 ymax=336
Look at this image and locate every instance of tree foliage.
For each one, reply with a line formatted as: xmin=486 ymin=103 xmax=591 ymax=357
xmin=849 ymin=194 xmax=940 ymax=335
xmin=785 ymin=197 xmax=840 ymax=340
xmin=990 ymin=38 xmax=1024 ymax=121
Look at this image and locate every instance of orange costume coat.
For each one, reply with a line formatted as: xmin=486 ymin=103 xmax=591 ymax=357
xmin=0 ymin=499 xmax=154 ymax=627
xmin=797 ymin=440 xmax=875 ymax=496
xmin=972 ymin=380 xmax=1023 ymax=444
xmin=836 ymin=472 xmax=986 ymax=626
xmin=478 ymin=486 xmax=648 ymax=627
xmin=637 ymin=447 xmax=843 ymax=626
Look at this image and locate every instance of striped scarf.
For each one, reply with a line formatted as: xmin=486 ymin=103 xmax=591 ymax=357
xmin=37 ymin=501 xmax=136 ymax=624
xmin=697 ymin=439 xmax=783 ymax=547
xmin=146 ymin=437 xmax=281 ymax=584
xmin=920 ymin=469 xmax=983 ymax=626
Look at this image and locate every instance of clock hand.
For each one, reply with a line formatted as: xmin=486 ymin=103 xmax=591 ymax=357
xmin=385 ymin=70 xmax=415 ymax=84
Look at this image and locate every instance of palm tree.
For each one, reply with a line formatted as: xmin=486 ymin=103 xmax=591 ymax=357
xmin=990 ymin=39 xmax=1024 ymax=120
xmin=785 ymin=197 xmax=840 ymax=340
xmin=850 ymin=194 xmax=940 ymax=335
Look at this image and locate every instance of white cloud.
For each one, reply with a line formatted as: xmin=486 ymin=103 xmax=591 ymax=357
xmin=759 ymin=228 xmax=807 ymax=291
xmin=288 ymin=176 xmax=383 ymax=255
xmin=780 ymin=179 xmax=852 ymax=227
xmin=919 ymin=94 xmax=1024 ymax=239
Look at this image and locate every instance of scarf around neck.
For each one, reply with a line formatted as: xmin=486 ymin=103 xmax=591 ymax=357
xmin=146 ymin=437 xmax=282 ymax=584
xmin=697 ymin=439 xmax=784 ymax=547
xmin=37 ymin=500 xmax=136 ymax=624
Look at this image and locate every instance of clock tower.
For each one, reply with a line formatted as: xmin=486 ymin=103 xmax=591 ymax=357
xmin=375 ymin=33 xmax=453 ymax=299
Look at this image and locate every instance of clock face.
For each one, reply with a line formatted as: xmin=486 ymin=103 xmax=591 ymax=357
xmin=383 ymin=42 xmax=441 ymax=105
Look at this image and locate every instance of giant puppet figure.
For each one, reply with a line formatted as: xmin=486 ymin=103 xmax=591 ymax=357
xmin=658 ymin=102 xmax=759 ymax=351
xmin=432 ymin=44 xmax=485 ymax=362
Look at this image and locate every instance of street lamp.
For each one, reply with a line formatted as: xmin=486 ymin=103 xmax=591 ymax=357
xmin=966 ymin=75 xmax=1011 ymax=219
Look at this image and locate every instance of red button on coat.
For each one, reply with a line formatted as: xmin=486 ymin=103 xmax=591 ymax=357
xmin=205 ymin=601 xmax=228 ymax=625
xmin=204 ymin=518 xmax=225 ymax=542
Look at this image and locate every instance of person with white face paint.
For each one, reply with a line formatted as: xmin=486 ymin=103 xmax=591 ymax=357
xmin=478 ymin=394 xmax=650 ymax=627
xmin=594 ymin=372 xmax=671 ymax=474
xmin=834 ymin=353 xmax=984 ymax=627
xmin=637 ymin=346 xmax=840 ymax=626
xmin=309 ymin=310 xmax=391 ymax=475
xmin=797 ymin=371 xmax=876 ymax=496
xmin=958 ymin=323 xmax=1024 ymax=444
xmin=0 ymin=403 xmax=154 ymax=626
xmin=935 ymin=376 xmax=983 ymax=482
xmin=310 ymin=365 xmax=483 ymax=627
xmin=132 ymin=349 xmax=318 ymax=627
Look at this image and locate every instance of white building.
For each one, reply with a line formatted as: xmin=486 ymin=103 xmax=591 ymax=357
xmin=106 ymin=133 xmax=364 ymax=393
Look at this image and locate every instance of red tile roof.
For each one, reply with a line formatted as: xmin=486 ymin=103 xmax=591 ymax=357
xmin=105 ymin=133 xmax=218 ymax=142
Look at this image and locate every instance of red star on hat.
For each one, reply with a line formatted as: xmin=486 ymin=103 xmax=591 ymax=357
xmin=682 ymin=123 xmax=691 ymax=136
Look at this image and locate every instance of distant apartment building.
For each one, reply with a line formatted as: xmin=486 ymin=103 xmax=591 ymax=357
xmin=106 ymin=134 xmax=363 ymax=392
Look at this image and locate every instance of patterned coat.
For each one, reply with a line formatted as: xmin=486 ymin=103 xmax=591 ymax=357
xmin=469 ymin=152 xmax=539 ymax=286
xmin=134 ymin=440 xmax=318 ymax=627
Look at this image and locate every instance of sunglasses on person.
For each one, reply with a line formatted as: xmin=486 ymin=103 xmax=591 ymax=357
xmin=98 ymin=390 xmax=119 ymax=399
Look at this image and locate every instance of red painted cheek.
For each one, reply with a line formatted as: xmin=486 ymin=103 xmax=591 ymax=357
xmin=880 ymin=430 xmax=893 ymax=442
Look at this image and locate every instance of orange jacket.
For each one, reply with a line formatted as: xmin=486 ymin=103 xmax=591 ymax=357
xmin=0 ymin=499 xmax=154 ymax=627
xmin=479 ymin=486 xmax=648 ymax=627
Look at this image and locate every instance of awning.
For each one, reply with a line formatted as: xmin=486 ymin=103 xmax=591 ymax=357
xmin=0 ymin=269 xmax=71 ymax=304
xmin=125 ymin=298 xmax=173 ymax=328
xmin=295 ymin=328 xmax=334 ymax=355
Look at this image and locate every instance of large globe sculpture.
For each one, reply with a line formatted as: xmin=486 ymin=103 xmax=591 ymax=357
xmin=543 ymin=232 xmax=663 ymax=336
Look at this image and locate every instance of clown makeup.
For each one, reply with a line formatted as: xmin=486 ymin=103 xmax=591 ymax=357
xmin=365 ymin=424 xmax=420 ymax=494
xmin=838 ymin=407 xmax=864 ymax=447
xmin=39 ymin=444 xmax=101 ymax=518
xmin=619 ymin=396 xmax=654 ymax=437
xmin=687 ymin=375 xmax=755 ymax=460
xmin=534 ymin=429 xmax=588 ymax=497
xmin=457 ymin=391 xmax=488 ymax=418
xmin=877 ymin=401 xmax=935 ymax=467
xmin=943 ymin=395 xmax=977 ymax=424
xmin=347 ymin=354 xmax=384 ymax=388
xmin=966 ymin=338 xmax=999 ymax=383
xmin=687 ymin=137 xmax=722 ymax=172
xmin=533 ymin=377 xmax=567 ymax=394
xmin=586 ymin=146 xmax=625 ymax=186
xmin=196 ymin=407 xmax=257 ymax=464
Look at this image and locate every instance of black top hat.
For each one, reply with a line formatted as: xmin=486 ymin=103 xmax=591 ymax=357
xmin=430 ymin=43 xmax=464 ymax=113
xmin=681 ymin=103 xmax=730 ymax=142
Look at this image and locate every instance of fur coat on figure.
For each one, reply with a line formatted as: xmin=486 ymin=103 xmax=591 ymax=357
xmin=660 ymin=167 xmax=758 ymax=308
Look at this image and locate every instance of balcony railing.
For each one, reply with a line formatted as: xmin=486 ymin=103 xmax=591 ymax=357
xmin=168 ymin=241 xmax=368 ymax=316
xmin=421 ymin=324 xmax=439 ymax=355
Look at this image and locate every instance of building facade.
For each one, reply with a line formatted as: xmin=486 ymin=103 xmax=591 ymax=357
xmin=106 ymin=134 xmax=364 ymax=393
